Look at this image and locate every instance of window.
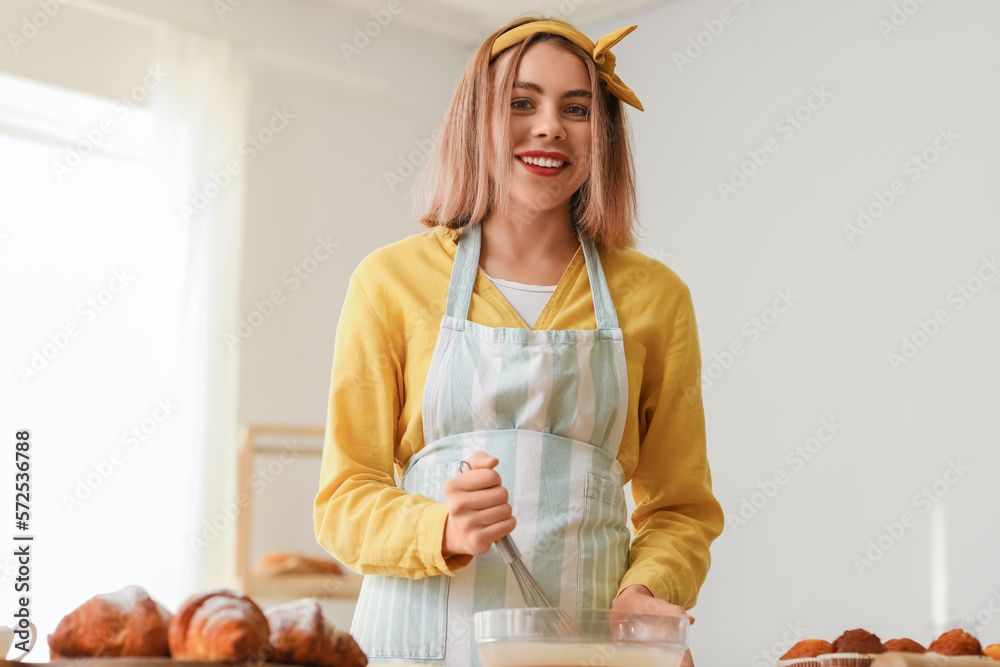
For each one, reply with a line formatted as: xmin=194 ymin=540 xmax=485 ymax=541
xmin=1 ymin=70 xmax=197 ymax=651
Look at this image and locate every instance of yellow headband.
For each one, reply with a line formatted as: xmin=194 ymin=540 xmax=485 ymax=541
xmin=490 ymin=21 xmax=644 ymax=112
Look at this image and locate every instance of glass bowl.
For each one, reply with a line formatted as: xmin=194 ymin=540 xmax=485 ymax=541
xmin=474 ymin=608 xmax=689 ymax=667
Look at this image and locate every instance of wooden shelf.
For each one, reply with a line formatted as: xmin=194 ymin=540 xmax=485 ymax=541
xmin=236 ymin=425 xmax=359 ymax=601
xmin=242 ymin=572 xmax=364 ymax=599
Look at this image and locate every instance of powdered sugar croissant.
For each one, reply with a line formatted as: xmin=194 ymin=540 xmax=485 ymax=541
xmin=47 ymin=584 xmax=171 ymax=659
xmin=265 ymin=598 xmax=366 ymax=667
xmin=168 ymin=588 xmax=271 ymax=662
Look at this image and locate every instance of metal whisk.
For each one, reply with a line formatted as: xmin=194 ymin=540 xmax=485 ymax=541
xmin=459 ymin=461 xmax=579 ymax=636
xmin=495 ymin=534 xmax=579 ymax=635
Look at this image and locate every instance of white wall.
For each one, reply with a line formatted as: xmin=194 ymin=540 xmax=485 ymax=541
xmin=583 ymin=0 xmax=1000 ymax=664
xmin=233 ymin=12 xmax=468 ymax=427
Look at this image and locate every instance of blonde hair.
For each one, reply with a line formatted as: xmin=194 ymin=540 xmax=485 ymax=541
xmin=415 ymin=15 xmax=640 ymax=250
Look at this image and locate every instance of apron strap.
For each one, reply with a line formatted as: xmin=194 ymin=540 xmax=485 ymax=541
xmin=446 ymin=222 xmax=620 ymax=329
xmin=444 ymin=223 xmax=482 ymax=319
xmin=580 ymin=236 xmax=619 ymax=330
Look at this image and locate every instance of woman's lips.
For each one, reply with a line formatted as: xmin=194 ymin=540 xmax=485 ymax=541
xmin=516 ymin=155 xmax=570 ymax=176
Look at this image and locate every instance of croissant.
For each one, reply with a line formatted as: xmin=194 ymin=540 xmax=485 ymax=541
xmin=168 ymin=589 xmax=271 ymax=661
xmin=265 ymin=598 xmax=366 ymax=667
xmin=47 ymin=584 xmax=171 ymax=659
xmin=254 ymin=552 xmax=343 ymax=577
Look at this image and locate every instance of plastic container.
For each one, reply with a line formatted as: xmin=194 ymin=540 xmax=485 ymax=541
xmin=474 ymin=608 xmax=688 ymax=667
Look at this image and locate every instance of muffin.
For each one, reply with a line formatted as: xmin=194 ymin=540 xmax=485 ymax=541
xmin=783 ymin=640 xmax=833 ymax=659
xmin=818 ymin=629 xmax=886 ymax=667
xmin=779 ymin=639 xmax=832 ymax=667
xmin=927 ymin=629 xmax=985 ymax=656
xmin=984 ymin=643 xmax=1000 ymax=661
xmin=884 ymin=637 xmax=927 ymax=653
xmin=883 ymin=638 xmax=925 ymax=653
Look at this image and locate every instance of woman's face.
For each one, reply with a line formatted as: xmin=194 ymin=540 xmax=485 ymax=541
xmin=502 ymin=40 xmax=592 ymax=216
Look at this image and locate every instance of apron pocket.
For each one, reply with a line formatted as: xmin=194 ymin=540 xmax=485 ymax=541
xmin=584 ymin=472 xmax=617 ymax=501
xmin=577 ymin=473 xmax=630 ymax=609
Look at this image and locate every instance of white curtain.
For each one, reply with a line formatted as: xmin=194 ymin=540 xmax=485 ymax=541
xmin=0 ymin=9 xmax=251 ymax=653
xmin=147 ymin=26 xmax=251 ymax=594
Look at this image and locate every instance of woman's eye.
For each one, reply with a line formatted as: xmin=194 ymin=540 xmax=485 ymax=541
xmin=511 ymin=99 xmax=588 ymax=116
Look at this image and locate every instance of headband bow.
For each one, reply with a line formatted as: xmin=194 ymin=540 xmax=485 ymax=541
xmin=490 ymin=21 xmax=644 ymax=112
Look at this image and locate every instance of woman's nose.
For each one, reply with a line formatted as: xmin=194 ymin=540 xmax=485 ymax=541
xmin=531 ymin=103 xmax=565 ymax=140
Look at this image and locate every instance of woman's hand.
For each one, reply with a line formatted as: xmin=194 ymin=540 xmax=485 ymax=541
xmin=441 ymin=450 xmax=516 ymax=557
xmin=611 ymin=585 xmax=695 ymax=667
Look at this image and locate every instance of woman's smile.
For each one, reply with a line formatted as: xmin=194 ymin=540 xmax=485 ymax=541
xmin=515 ymin=150 xmax=571 ymax=176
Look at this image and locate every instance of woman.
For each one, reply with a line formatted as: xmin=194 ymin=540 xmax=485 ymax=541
xmin=314 ymin=15 xmax=724 ymax=667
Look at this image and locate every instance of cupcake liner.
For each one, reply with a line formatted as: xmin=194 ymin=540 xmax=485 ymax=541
xmin=817 ymin=654 xmax=876 ymax=667
xmin=778 ymin=658 xmax=822 ymax=667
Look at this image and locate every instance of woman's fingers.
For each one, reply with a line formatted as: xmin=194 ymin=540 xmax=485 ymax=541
xmin=478 ymin=515 xmax=517 ymax=545
xmin=465 ymin=450 xmax=499 ymax=470
xmin=446 ymin=481 xmax=508 ymax=510
xmin=445 ymin=467 xmax=503 ymax=493
xmin=442 ymin=502 xmax=515 ymax=556
xmin=465 ymin=499 xmax=513 ymax=526
xmin=610 ymin=586 xmax=695 ymax=625
xmin=451 ymin=516 xmax=517 ymax=557
xmin=442 ymin=452 xmax=516 ymax=557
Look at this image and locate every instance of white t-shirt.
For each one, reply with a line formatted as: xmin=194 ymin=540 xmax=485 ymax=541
xmin=482 ymin=270 xmax=557 ymax=329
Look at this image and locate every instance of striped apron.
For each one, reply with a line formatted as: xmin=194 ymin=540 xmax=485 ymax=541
xmin=351 ymin=222 xmax=631 ymax=666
